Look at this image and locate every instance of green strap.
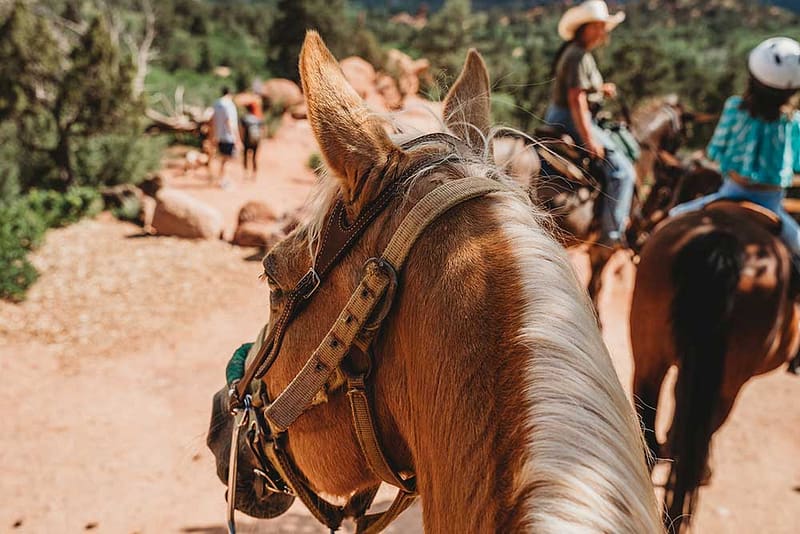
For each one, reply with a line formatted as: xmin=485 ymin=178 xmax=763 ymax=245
xmin=226 ymin=342 xmax=253 ymax=387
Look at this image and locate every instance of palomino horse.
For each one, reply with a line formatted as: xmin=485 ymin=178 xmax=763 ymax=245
xmin=631 ymin=202 xmax=799 ymax=530
xmin=207 ymin=33 xmax=661 ymax=533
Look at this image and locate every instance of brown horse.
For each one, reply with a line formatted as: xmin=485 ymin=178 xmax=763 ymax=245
xmin=207 ymin=33 xmax=661 ymax=533
xmin=496 ymin=96 xmax=696 ymax=307
xmin=630 ymin=202 xmax=799 ymax=530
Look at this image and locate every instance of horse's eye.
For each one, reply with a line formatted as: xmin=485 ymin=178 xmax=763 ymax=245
xmin=269 ymin=283 xmax=284 ymax=308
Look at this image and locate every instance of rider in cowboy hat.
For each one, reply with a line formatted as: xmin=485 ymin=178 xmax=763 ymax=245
xmin=545 ymin=0 xmax=634 ymax=248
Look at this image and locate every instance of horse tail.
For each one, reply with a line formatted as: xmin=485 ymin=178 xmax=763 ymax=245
xmin=667 ymin=230 xmax=743 ymax=530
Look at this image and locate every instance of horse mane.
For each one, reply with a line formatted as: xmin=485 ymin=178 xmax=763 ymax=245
xmin=299 ymin=115 xmax=660 ymax=532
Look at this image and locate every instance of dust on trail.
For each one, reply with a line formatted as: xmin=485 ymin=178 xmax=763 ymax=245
xmin=1 ymin=118 xmax=798 ymax=533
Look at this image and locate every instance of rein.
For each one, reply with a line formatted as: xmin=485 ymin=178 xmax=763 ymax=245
xmin=225 ymin=146 xmax=505 ymax=532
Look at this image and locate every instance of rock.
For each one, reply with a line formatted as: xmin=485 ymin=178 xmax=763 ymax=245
xmin=151 ymin=189 xmax=223 ymax=239
xmin=340 ymin=56 xmax=377 ymax=99
xmin=231 ymin=222 xmax=283 ymax=249
xmin=237 ymin=201 xmax=278 ymax=225
xmin=260 ymin=79 xmax=303 ymax=111
xmin=376 ymin=74 xmax=403 ymax=111
xmin=288 ymin=102 xmax=308 ymax=120
xmin=385 ymin=49 xmax=431 ymax=98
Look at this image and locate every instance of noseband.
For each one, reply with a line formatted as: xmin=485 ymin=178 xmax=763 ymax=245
xmin=224 ymin=136 xmax=505 ymax=534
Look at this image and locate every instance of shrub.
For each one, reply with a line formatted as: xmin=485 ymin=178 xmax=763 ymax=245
xmin=307 ymin=152 xmax=324 ymax=174
xmin=0 ymin=244 xmax=38 ymax=302
xmin=0 ymin=188 xmax=104 ymax=301
xmin=72 ymin=133 xmax=166 ymax=189
xmin=0 ymin=200 xmax=46 ymax=301
xmin=21 ymin=188 xmax=103 ymax=229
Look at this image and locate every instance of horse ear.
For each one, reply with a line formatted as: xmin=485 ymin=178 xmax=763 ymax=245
xmin=299 ymin=31 xmax=397 ymax=210
xmin=443 ymin=49 xmax=492 ymax=155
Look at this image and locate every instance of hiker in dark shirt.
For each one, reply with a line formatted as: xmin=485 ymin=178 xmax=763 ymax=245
xmin=240 ymin=102 xmax=264 ymax=180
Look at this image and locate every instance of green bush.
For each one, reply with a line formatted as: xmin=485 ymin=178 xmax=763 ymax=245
xmin=307 ymin=152 xmax=323 ymax=174
xmin=0 ymin=244 xmax=39 ymax=302
xmin=0 ymin=187 xmax=104 ymax=301
xmin=0 ymin=200 xmax=46 ymax=301
xmin=72 ymin=134 xmax=165 ymax=189
xmin=21 ymin=188 xmax=103 ymax=228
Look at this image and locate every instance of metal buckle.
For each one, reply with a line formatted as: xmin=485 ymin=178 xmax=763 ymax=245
xmin=295 ymin=268 xmax=321 ymax=300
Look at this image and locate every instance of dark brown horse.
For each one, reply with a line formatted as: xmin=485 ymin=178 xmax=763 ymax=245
xmin=505 ymin=96 xmax=700 ymax=307
xmin=629 ymin=158 xmax=723 ymax=253
xmin=630 ymin=201 xmax=799 ymax=531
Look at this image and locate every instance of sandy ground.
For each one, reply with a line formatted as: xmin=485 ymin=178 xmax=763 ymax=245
xmin=1 ymin=117 xmax=798 ymax=534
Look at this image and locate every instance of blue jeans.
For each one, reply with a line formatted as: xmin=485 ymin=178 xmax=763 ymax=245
xmin=670 ymin=178 xmax=800 ymax=256
xmin=544 ymin=105 xmax=636 ymax=245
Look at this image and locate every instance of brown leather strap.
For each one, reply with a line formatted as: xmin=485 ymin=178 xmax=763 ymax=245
xmin=347 ymin=374 xmax=416 ymax=493
xmin=264 ymin=259 xmax=395 ymax=431
xmin=355 ymin=489 xmax=417 ymax=534
xmin=265 ymin=432 xmax=346 ymax=530
xmin=233 ymin=183 xmax=402 ymax=405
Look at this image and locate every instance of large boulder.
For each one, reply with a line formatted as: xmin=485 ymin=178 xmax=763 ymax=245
xmin=260 ymin=79 xmax=303 ymax=111
xmin=231 ymin=207 xmax=302 ymax=249
xmin=232 ymin=222 xmax=284 ymax=249
xmin=151 ymin=189 xmax=224 ymax=239
xmin=340 ymin=56 xmax=377 ymax=99
xmin=385 ymin=49 xmax=431 ymax=98
xmin=237 ymin=201 xmax=278 ymax=225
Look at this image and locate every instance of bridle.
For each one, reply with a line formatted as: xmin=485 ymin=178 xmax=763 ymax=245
xmin=223 ymin=134 xmax=506 ymax=533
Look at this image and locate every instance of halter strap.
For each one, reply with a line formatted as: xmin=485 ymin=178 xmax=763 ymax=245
xmin=232 ymin=132 xmax=469 ymax=405
xmin=264 ymin=177 xmax=505 ymax=431
xmin=230 ymin=174 xmax=507 ymax=534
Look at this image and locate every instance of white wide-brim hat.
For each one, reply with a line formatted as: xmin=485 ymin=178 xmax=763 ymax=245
xmin=558 ymin=1 xmax=626 ymax=41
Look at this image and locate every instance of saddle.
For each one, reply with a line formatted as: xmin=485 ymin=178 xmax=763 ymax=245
xmin=704 ymin=199 xmax=782 ymax=234
xmin=532 ymin=125 xmax=594 ymax=188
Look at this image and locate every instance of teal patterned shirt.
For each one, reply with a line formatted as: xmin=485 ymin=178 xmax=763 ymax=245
xmin=707 ymin=96 xmax=800 ymax=188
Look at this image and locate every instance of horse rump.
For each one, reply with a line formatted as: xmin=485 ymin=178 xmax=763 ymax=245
xmin=666 ymin=230 xmax=743 ymax=530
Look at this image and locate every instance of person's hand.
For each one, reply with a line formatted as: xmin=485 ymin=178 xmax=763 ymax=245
xmin=602 ymin=83 xmax=617 ymax=99
xmin=587 ymin=139 xmax=605 ymax=160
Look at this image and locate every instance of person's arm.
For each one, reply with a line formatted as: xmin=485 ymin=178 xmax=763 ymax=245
xmin=567 ymin=87 xmax=604 ymax=159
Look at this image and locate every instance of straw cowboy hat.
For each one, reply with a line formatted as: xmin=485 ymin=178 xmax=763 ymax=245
xmin=558 ymin=1 xmax=626 ymax=41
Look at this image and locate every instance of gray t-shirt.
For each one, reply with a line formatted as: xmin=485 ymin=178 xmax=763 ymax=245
xmin=552 ymin=42 xmax=604 ymax=108
xmin=212 ymin=97 xmax=238 ymax=144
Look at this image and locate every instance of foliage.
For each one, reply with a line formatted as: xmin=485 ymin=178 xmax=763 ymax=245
xmin=307 ymin=152 xmax=324 ymax=174
xmin=0 ymin=1 xmax=157 ymax=189
xmin=0 ymin=188 xmax=103 ymax=301
xmin=267 ymin=0 xmax=352 ymax=81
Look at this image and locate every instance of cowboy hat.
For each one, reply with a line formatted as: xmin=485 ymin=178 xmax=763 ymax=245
xmin=558 ymin=1 xmax=626 ymax=41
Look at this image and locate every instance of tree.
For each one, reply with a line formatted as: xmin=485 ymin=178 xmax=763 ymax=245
xmin=0 ymin=2 xmax=140 ymax=188
xmin=267 ymin=0 xmax=351 ymax=81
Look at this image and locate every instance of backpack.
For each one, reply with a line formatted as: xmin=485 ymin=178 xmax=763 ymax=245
xmin=242 ymin=115 xmax=262 ymax=145
xmin=597 ymin=118 xmax=641 ymax=163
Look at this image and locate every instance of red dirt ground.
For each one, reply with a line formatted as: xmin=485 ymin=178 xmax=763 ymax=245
xmin=1 ymin=117 xmax=798 ymax=533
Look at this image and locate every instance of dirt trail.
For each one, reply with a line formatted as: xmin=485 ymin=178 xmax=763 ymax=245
xmin=1 ymin=120 xmax=798 ymax=533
